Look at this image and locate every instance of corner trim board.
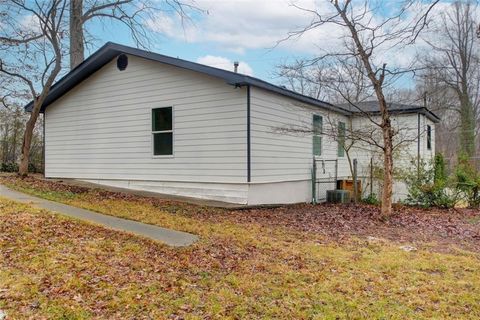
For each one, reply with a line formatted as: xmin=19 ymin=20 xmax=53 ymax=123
xmin=247 ymin=85 xmax=251 ymax=183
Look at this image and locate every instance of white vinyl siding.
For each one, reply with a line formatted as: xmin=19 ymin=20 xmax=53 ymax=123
xmin=349 ymin=113 xmax=436 ymax=201
xmin=313 ymin=114 xmax=322 ymax=156
xmin=43 ymin=52 xmax=437 ymax=205
xmin=45 ymin=55 xmax=247 ymax=183
xmin=249 ymin=86 xmax=351 ymax=182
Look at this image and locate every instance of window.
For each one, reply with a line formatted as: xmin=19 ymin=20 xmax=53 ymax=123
xmin=338 ymin=121 xmax=346 ymax=157
xmin=313 ymin=115 xmax=322 ymax=156
xmin=427 ymin=125 xmax=432 ymax=150
xmin=152 ymin=107 xmax=173 ymax=156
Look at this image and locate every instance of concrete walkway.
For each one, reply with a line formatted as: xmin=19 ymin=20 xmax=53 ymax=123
xmin=0 ymin=184 xmax=198 ymax=247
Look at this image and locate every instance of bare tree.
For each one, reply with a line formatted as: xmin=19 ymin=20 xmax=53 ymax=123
xmin=280 ymin=0 xmax=439 ymax=217
xmin=276 ymin=49 xmax=372 ymax=104
xmin=276 ymin=60 xmax=327 ymax=100
xmin=0 ymin=0 xmax=67 ymax=176
xmin=69 ymin=0 xmax=198 ymax=69
xmin=423 ymin=1 xmax=479 ymax=158
xmin=414 ymin=66 xmax=459 ymax=167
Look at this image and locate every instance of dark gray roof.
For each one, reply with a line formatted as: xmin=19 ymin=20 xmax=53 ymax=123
xmin=25 ymin=42 xmax=348 ymax=115
xmin=341 ymin=101 xmax=440 ymax=123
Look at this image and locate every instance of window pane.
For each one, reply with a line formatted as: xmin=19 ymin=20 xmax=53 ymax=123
xmin=338 ymin=121 xmax=346 ymax=157
xmin=153 ymin=132 xmax=173 ymax=155
xmin=313 ymin=114 xmax=323 ymax=134
xmin=313 ymin=135 xmax=322 ymax=156
xmin=152 ymin=107 xmax=172 ymax=131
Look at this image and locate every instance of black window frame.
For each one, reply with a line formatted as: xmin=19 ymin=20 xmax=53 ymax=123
xmin=152 ymin=107 xmax=174 ymax=156
xmin=427 ymin=124 xmax=432 ymax=150
xmin=313 ymin=114 xmax=323 ymax=156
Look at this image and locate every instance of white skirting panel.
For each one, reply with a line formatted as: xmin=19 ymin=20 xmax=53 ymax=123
xmin=247 ymin=180 xmax=312 ymax=205
xmin=80 ymin=179 xmax=250 ymax=204
xmin=76 ymin=178 xmax=409 ymax=205
xmin=78 ymin=178 xmax=313 ymax=205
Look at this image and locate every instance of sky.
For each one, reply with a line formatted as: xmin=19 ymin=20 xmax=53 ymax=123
xmin=85 ymin=0 xmax=346 ymax=83
xmin=11 ymin=0 xmax=463 ymax=90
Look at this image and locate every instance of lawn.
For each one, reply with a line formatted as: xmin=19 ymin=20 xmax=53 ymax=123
xmin=1 ymin=176 xmax=480 ymax=319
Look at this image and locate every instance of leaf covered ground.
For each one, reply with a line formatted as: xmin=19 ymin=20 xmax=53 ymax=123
xmin=1 ymin=175 xmax=480 ymax=319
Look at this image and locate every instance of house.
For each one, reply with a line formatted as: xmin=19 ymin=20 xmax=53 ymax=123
xmin=26 ymin=42 xmax=440 ymax=205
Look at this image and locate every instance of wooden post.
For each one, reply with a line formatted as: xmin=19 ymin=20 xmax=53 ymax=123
xmin=353 ymin=158 xmax=358 ymax=203
xmin=312 ymin=158 xmax=317 ymax=204
xmin=370 ymin=157 xmax=374 ymax=197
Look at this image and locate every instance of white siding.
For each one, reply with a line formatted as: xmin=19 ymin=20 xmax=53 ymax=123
xmin=44 ymin=54 xmax=437 ymax=204
xmin=45 ymin=55 xmax=247 ymax=183
xmin=250 ymin=87 xmax=351 ymax=183
xmin=349 ymin=113 xmax=436 ymax=201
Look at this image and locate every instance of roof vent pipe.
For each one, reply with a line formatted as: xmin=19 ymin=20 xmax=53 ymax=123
xmin=234 ymin=61 xmax=239 ymax=73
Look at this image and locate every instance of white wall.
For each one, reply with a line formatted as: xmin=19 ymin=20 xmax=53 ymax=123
xmin=349 ymin=113 xmax=436 ymax=201
xmin=45 ymin=55 xmax=248 ymax=184
xmin=248 ymin=87 xmax=439 ymax=203
xmin=249 ymin=86 xmax=351 ymax=183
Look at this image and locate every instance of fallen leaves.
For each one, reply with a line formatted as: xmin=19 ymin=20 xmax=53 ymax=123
xmin=1 ymin=176 xmax=480 ymax=319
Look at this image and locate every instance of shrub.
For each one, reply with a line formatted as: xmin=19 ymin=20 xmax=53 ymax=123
xmin=0 ymin=162 xmax=42 ymax=173
xmin=455 ymin=154 xmax=480 ymax=208
xmin=1 ymin=162 xmax=19 ymax=173
xmin=402 ymin=156 xmax=458 ymax=208
xmin=434 ymin=153 xmax=447 ymax=186
xmin=362 ymin=193 xmax=380 ymax=205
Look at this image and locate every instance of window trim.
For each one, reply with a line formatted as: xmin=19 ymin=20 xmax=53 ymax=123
xmin=427 ymin=124 xmax=432 ymax=150
xmin=151 ymin=106 xmax=174 ymax=158
xmin=313 ymin=114 xmax=323 ymax=157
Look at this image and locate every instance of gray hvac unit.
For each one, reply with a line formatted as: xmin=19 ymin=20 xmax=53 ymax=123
xmin=326 ymin=190 xmax=351 ymax=203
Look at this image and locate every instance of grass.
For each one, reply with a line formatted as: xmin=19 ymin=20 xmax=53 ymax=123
xmin=1 ymin=178 xmax=480 ymax=319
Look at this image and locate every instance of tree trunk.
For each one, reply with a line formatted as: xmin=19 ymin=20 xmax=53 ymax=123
xmin=18 ymin=103 xmax=40 ymax=176
xmin=376 ymin=92 xmax=394 ymax=217
xmin=381 ymin=124 xmax=394 ymax=217
xmin=12 ymin=109 xmax=18 ymax=162
xmin=70 ymin=0 xmax=84 ymax=69
xmin=2 ymin=122 xmax=9 ymax=163
xmin=459 ymin=93 xmax=475 ymax=157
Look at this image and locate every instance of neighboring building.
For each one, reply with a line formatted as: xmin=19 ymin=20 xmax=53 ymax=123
xmin=26 ymin=43 xmax=440 ymax=205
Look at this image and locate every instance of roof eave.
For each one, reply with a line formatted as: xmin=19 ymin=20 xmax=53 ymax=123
xmin=25 ymin=42 xmax=118 ymax=113
xmin=24 ymin=42 xmax=350 ymax=116
xmin=350 ymin=107 xmax=440 ymax=123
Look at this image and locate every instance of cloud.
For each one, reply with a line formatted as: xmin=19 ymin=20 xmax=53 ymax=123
xmin=196 ymin=55 xmax=254 ymax=75
xmin=144 ymin=15 xmax=176 ymax=36
xmin=19 ymin=14 xmax=42 ymax=34
xmin=146 ymin=0 xmax=343 ymax=54
xmin=146 ymin=0 xmax=468 ymax=75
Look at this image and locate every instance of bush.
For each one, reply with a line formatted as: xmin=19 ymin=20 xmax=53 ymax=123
xmin=455 ymin=154 xmax=480 ymax=208
xmin=0 ymin=162 xmax=42 ymax=173
xmin=28 ymin=163 xmax=41 ymax=174
xmin=402 ymin=155 xmax=458 ymax=208
xmin=1 ymin=162 xmax=19 ymax=173
xmin=362 ymin=193 xmax=380 ymax=205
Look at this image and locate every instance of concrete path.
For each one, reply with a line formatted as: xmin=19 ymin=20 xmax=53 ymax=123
xmin=0 ymin=184 xmax=198 ymax=247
